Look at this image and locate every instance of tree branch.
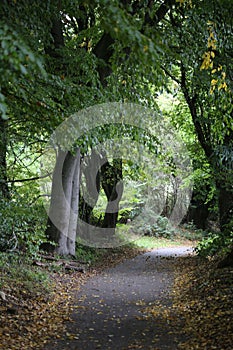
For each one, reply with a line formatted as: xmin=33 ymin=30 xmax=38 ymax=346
xmin=144 ymin=0 xmax=175 ymax=27
xmin=7 ymin=173 xmax=52 ymax=184
xmin=93 ymin=0 xmax=176 ymax=85
xmin=161 ymin=65 xmax=181 ymax=85
xmin=180 ymin=63 xmax=212 ymax=158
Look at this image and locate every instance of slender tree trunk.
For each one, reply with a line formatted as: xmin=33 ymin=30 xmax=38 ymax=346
xmin=101 ymin=159 xmax=123 ymax=229
xmin=216 ymin=181 xmax=233 ymax=232
xmin=0 ymin=118 xmax=9 ymax=198
xmin=217 ymin=183 xmax=233 ymax=268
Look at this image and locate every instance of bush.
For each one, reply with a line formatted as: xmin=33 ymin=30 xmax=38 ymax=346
xmin=0 ymin=196 xmax=47 ymax=257
xmin=195 ymin=231 xmax=233 ymax=257
xmin=181 ymin=221 xmax=208 ymax=241
xmin=136 ymin=215 xmax=177 ymax=239
xmin=118 ymin=207 xmax=133 ymax=223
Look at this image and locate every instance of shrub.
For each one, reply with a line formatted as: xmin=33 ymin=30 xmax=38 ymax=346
xmin=135 ymin=215 xmax=177 ymax=239
xmin=0 ymin=196 xmax=47 ymax=257
xmin=195 ymin=231 xmax=233 ymax=257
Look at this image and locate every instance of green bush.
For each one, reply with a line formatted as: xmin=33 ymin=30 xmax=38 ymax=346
xmin=136 ymin=215 xmax=177 ymax=239
xmin=118 ymin=207 xmax=133 ymax=223
xmin=181 ymin=221 xmax=208 ymax=241
xmin=0 ymin=196 xmax=47 ymax=257
xmin=195 ymin=231 xmax=233 ymax=257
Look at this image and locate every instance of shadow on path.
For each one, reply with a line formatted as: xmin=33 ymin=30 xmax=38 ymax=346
xmin=45 ymin=246 xmax=193 ymax=350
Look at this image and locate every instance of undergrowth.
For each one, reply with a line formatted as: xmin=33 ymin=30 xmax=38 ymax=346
xmin=0 ymin=252 xmax=51 ymax=296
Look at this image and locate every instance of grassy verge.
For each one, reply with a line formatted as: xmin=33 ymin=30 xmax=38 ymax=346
xmin=133 ymin=236 xmax=195 ymax=249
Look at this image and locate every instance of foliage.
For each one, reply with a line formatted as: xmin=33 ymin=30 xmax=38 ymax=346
xmin=75 ymin=243 xmax=105 ymax=264
xmin=181 ymin=221 xmax=208 ymax=240
xmin=195 ymin=230 xmax=233 ymax=257
xmin=0 ymin=21 xmax=45 ymax=119
xmin=0 ymin=252 xmax=50 ymax=292
xmin=0 ymin=0 xmax=233 ymax=257
xmin=0 ymin=196 xmax=47 ymax=256
xmin=134 ymin=214 xmax=177 ymax=239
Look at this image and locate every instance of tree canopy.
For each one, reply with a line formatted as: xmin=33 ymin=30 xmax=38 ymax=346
xmin=0 ymin=0 xmax=232 ymax=258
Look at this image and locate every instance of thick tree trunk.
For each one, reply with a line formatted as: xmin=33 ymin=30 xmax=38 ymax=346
xmin=67 ymin=149 xmax=81 ymax=256
xmin=0 ymin=118 xmax=9 ymax=198
xmin=44 ymin=148 xmax=80 ymax=255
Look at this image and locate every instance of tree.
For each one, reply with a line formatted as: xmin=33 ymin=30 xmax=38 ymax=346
xmin=42 ymin=0 xmax=175 ymax=254
xmin=1 ymin=0 xmax=232 ymax=258
xmin=0 ymin=118 xmax=9 ymax=198
xmin=165 ymin=0 xmax=233 ymax=232
xmin=160 ymin=0 xmax=233 ymax=262
xmin=44 ymin=148 xmax=80 ymax=255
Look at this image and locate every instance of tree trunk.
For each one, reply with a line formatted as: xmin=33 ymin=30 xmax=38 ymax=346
xmin=101 ymin=159 xmax=123 ymax=229
xmin=0 ymin=118 xmax=9 ymax=198
xmin=180 ymin=64 xmax=233 ymax=232
xmin=79 ymin=149 xmax=101 ymax=224
xmin=67 ymin=148 xmax=81 ymax=256
xmin=217 ymin=181 xmax=233 ymax=232
xmin=44 ymin=148 xmax=80 ymax=255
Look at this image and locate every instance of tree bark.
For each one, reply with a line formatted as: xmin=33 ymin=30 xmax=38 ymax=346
xmin=0 ymin=118 xmax=9 ymax=198
xmin=67 ymin=149 xmax=81 ymax=256
xmin=79 ymin=149 xmax=101 ymax=224
xmin=45 ymin=148 xmax=80 ymax=255
xmin=101 ymin=159 xmax=123 ymax=229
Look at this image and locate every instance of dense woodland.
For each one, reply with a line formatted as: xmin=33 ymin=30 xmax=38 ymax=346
xmin=0 ymin=0 xmax=233 ymax=263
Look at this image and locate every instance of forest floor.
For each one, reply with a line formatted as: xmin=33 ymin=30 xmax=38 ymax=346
xmin=0 ymin=242 xmax=233 ymax=349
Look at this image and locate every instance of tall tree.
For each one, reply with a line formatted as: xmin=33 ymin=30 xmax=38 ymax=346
xmin=43 ymin=0 xmax=175 ymax=254
xmin=1 ymin=0 xmax=232 ymax=257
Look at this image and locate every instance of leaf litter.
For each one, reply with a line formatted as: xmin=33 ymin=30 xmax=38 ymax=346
xmin=143 ymin=254 xmax=233 ymax=350
xmin=0 ymin=246 xmax=142 ymax=349
xmin=1 ymin=246 xmax=232 ymax=349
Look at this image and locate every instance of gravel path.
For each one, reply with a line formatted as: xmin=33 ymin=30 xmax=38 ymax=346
xmin=45 ymin=246 xmax=193 ymax=350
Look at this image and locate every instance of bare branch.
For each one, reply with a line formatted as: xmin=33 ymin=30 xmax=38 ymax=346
xmin=7 ymin=173 xmax=52 ymax=184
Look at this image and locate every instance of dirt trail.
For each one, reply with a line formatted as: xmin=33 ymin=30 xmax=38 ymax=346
xmin=45 ymin=246 xmax=193 ymax=350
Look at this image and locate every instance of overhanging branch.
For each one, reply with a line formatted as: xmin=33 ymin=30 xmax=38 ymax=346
xmin=7 ymin=173 xmax=52 ymax=184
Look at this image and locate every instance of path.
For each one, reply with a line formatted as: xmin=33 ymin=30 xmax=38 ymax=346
xmin=45 ymin=246 xmax=193 ymax=350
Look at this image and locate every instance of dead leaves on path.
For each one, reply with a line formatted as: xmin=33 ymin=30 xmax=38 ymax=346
xmin=0 ymin=270 xmax=88 ymax=349
xmin=0 ymin=246 xmax=142 ymax=349
xmin=3 ymin=247 xmax=231 ymax=349
xmin=145 ymin=256 xmax=232 ymax=349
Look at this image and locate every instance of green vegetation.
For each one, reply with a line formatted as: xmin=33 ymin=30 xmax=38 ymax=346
xmin=0 ymin=252 xmax=51 ymax=296
xmin=195 ymin=231 xmax=233 ymax=257
xmin=0 ymin=0 xmax=233 ymax=272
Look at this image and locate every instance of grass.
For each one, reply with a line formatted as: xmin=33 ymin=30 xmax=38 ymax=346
xmin=128 ymin=223 xmax=203 ymax=250
xmin=132 ymin=236 xmax=195 ymax=249
xmin=75 ymin=223 xmax=203 ymax=261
